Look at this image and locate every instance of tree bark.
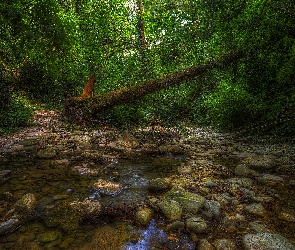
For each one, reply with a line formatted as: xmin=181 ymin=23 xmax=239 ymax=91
xmin=63 ymin=50 xmax=244 ymax=121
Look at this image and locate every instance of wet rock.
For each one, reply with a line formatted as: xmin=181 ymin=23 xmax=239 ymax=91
xmin=244 ymin=203 xmax=266 ymax=216
xmin=0 ymin=170 xmax=11 ymax=178
xmin=14 ymin=193 xmax=36 ymax=218
xmin=256 ymin=174 xmax=284 ymax=185
xmin=70 ymin=200 xmax=101 ymax=216
xmin=235 ymin=164 xmax=259 ymax=177
xmin=59 ymin=237 xmax=75 ymax=249
xmin=148 ymin=178 xmax=171 ymax=192
xmin=162 ymin=187 xmax=206 ymax=214
xmin=18 ymin=138 xmax=39 ymax=146
xmin=242 ymin=155 xmax=277 ymax=170
xmin=186 ymin=217 xmax=207 ymax=234
xmin=136 ymin=207 xmax=153 ymax=226
xmin=157 ymin=199 xmax=182 ymax=220
xmin=37 ymin=148 xmax=56 ymax=159
xmin=289 ymin=180 xmax=295 ymax=186
xmin=2 ymin=191 xmax=14 ymax=201
xmin=251 ymin=195 xmax=274 ymax=203
xmin=278 ymin=211 xmax=295 ymax=222
xmin=222 ymin=213 xmax=245 ymax=227
xmin=93 ymin=179 xmax=123 ymax=196
xmin=166 ymin=221 xmax=185 ymax=232
xmin=55 ymin=159 xmax=69 ymax=165
xmin=0 ymin=219 xmax=20 ymax=235
xmin=243 ymin=233 xmax=295 ymax=250
xmin=225 ymin=178 xmax=253 ymax=189
xmin=205 ymin=180 xmax=218 ymax=188
xmin=213 ymin=239 xmax=237 ymax=250
xmin=72 ymin=165 xmax=99 ymax=176
xmin=198 ymin=239 xmax=215 ymax=250
xmin=211 ymin=194 xmax=230 ymax=208
xmin=249 ymin=221 xmax=270 ymax=233
xmin=37 ymin=231 xmax=60 ymax=243
xmin=202 ymin=200 xmax=221 ymax=219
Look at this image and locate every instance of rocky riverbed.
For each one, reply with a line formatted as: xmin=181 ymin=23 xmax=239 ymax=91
xmin=0 ymin=110 xmax=295 ymax=249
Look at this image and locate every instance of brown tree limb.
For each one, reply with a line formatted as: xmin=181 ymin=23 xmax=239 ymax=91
xmin=63 ymin=50 xmax=244 ymax=121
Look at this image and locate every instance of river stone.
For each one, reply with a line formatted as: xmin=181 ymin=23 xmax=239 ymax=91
xmin=289 ymin=180 xmax=295 ymax=186
xmin=162 ymin=187 xmax=206 ymax=214
xmin=70 ymin=200 xmax=101 ymax=216
xmin=222 ymin=213 xmax=245 ymax=227
xmin=0 ymin=170 xmax=11 ymax=177
xmin=256 ymin=174 xmax=284 ymax=185
xmin=0 ymin=219 xmax=20 ymax=235
xmin=243 ymin=233 xmax=295 ymax=250
xmin=278 ymin=211 xmax=295 ymax=222
xmin=225 ymin=178 xmax=253 ymax=188
xmin=235 ymin=164 xmax=259 ymax=177
xmin=244 ymin=203 xmax=266 ymax=216
xmin=37 ymin=148 xmax=56 ymax=159
xmin=249 ymin=221 xmax=270 ymax=233
xmin=148 ymin=178 xmax=171 ymax=192
xmin=37 ymin=231 xmax=60 ymax=243
xmin=18 ymin=138 xmax=39 ymax=146
xmin=14 ymin=193 xmax=36 ymax=217
xmin=186 ymin=217 xmax=207 ymax=233
xmin=166 ymin=221 xmax=185 ymax=232
xmin=202 ymin=200 xmax=221 ymax=219
xmin=242 ymin=155 xmax=277 ymax=170
xmin=213 ymin=239 xmax=237 ymax=250
xmin=198 ymin=239 xmax=215 ymax=250
xmin=157 ymin=199 xmax=182 ymax=220
xmin=93 ymin=179 xmax=123 ymax=196
xmin=136 ymin=207 xmax=153 ymax=226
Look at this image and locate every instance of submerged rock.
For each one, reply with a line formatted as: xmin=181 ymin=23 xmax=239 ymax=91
xmin=235 ymin=164 xmax=259 ymax=177
xmin=186 ymin=217 xmax=207 ymax=234
xmin=37 ymin=148 xmax=56 ymax=159
xmin=148 ymin=178 xmax=171 ymax=192
xmin=70 ymin=200 xmax=101 ymax=216
xmin=242 ymin=155 xmax=277 ymax=170
xmin=198 ymin=239 xmax=215 ymax=250
xmin=256 ymin=174 xmax=284 ymax=185
xmin=93 ymin=179 xmax=123 ymax=196
xmin=0 ymin=219 xmax=20 ymax=235
xmin=166 ymin=221 xmax=185 ymax=233
xmin=244 ymin=203 xmax=266 ymax=216
xmin=37 ymin=231 xmax=61 ymax=243
xmin=242 ymin=233 xmax=295 ymax=250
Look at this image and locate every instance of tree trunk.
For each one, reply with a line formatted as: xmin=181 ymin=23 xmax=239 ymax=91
xmin=63 ymin=50 xmax=244 ymax=121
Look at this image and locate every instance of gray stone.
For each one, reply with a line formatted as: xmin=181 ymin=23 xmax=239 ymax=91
xmin=202 ymin=200 xmax=221 ymax=219
xmin=166 ymin=221 xmax=185 ymax=232
xmin=235 ymin=164 xmax=259 ymax=177
xmin=37 ymin=148 xmax=56 ymax=159
xmin=213 ymin=239 xmax=237 ymax=250
xmin=93 ymin=179 xmax=123 ymax=196
xmin=242 ymin=155 xmax=277 ymax=170
xmin=186 ymin=217 xmax=207 ymax=233
xmin=243 ymin=233 xmax=295 ymax=250
xmin=244 ymin=203 xmax=266 ymax=216
xmin=222 ymin=213 xmax=245 ymax=227
xmin=289 ymin=180 xmax=295 ymax=186
xmin=205 ymin=180 xmax=218 ymax=188
xmin=256 ymin=174 xmax=284 ymax=185
xmin=157 ymin=199 xmax=182 ymax=220
xmin=148 ymin=178 xmax=171 ymax=192
xmin=0 ymin=170 xmax=11 ymax=177
xmin=225 ymin=178 xmax=253 ymax=188
xmin=249 ymin=221 xmax=270 ymax=233
xmin=136 ymin=207 xmax=153 ymax=226
xmin=0 ymin=219 xmax=20 ymax=235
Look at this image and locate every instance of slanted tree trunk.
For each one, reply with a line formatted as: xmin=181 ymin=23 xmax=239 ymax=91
xmin=63 ymin=51 xmax=244 ymax=121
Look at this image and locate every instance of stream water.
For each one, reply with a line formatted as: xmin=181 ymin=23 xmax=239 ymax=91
xmin=0 ymin=155 xmax=196 ymax=249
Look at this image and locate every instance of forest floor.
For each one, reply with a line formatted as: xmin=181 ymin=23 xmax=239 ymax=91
xmin=0 ymin=110 xmax=295 ymax=250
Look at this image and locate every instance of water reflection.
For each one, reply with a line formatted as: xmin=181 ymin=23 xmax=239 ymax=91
xmin=122 ymin=220 xmax=195 ymax=250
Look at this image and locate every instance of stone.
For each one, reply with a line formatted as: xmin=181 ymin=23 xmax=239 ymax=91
xmin=213 ymin=239 xmax=237 ymax=250
xmin=166 ymin=221 xmax=185 ymax=232
xmin=249 ymin=221 xmax=270 ymax=233
xmin=162 ymin=187 xmax=206 ymax=214
xmin=278 ymin=211 xmax=295 ymax=222
xmin=198 ymin=239 xmax=215 ymax=250
xmin=244 ymin=203 xmax=266 ymax=216
xmin=202 ymin=200 xmax=221 ymax=219
xmin=242 ymin=155 xmax=277 ymax=170
xmin=0 ymin=170 xmax=11 ymax=178
xmin=157 ymin=199 xmax=182 ymax=220
xmin=37 ymin=231 xmax=60 ymax=243
xmin=222 ymin=213 xmax=245 ymax=227
xmin=37 ymin=148 xmax=56 ymax=159
xmin=18 ymin=138 xmax=39 ymax=146
xmin=14 ymin=193 xmax=36 ymax=218
xmin=148 ymin=178 xmax=171 ymax=192
xmin=205 ymin=180 xmax=218 ymax=188
xmin=70 ymin=200 xmax=101 ymax=216
xmin=93 ymin=179 xmax=123 ymax=196
xmin=235 ymin=164 xmax=259 ymax=177
xmin=256 ymin=174 xmax=284 ymax=185
xmin=225 ymin=178 xmax=253 ymax=188
xmin=136 ymin=207 xmax=153 ymax=226
xmin=0 ymin=219 xmax=20 ymax=235
xmin=72 ymin=166 xmax=99 ymax=176
xmin=186 ymin=217 xmax=207 ymax=234
xmin=243 ymin=233 xmax=295 ymax=250
xmin=289 ymin=180 xmax=295 ymax=186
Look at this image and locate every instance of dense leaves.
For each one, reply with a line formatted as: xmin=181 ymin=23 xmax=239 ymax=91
xmin=0 ymin=0 xmax=294 ymax=134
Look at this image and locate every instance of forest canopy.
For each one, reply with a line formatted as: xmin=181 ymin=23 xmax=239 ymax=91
xmin=0 ymin=0 xmax=294 ymax=134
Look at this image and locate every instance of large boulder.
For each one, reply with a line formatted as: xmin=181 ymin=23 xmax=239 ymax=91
xmin=242 ymin=233 xmax=295 ymax=250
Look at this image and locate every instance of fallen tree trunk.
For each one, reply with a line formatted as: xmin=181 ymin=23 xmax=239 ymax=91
xmin=64 ymin=50 xmax=244 ymax=121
